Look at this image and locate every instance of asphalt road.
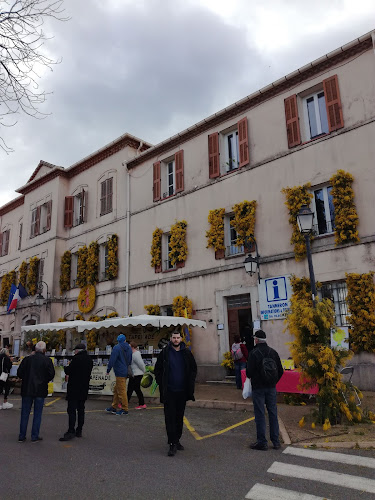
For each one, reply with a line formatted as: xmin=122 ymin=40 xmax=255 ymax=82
xmin=1 ymin=396 xmax=375 ymax=500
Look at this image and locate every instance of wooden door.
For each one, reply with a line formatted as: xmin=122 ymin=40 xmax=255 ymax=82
xmin=228 ymin=309 xmax=240 ymax=348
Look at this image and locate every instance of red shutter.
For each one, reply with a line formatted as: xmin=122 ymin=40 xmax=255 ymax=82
xmin=153 ymin=161 xmax=161 ymax=202
xmin=64 ymin=196 xmax=74 ymax=228
xmin=100 ymin=180 xmax=107 ymax=214
xmin=107 ymin=178 xmax=113 ymax=213
xmin=46 ymin=201 xmax=52 ymax=230
xmin=35 ymin=206 xmax=41 ymax=236
xmin=208 ymin=133 xmax=220 ymax=179
xmin=175 ymin=150 xmax=184 ymax=193
xmin=3 ymin=230 xmax=9 ymax=255
xmin=323 ymin=74 xmax=344 ymax=132
xmin=284 ymin=95 xmax=301 ymax=148
xmin=0 ymin=233 xmax=3 ymax=257
xmin=238 ymin=117 xmax=249 ymax=167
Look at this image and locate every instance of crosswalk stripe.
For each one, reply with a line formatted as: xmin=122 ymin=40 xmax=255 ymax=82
xmin=283 ymin=446 xmax=375 ymax=469
xmin=268 ymin=461 xmax=375 ymax=494
xmin=245 ymin=483 xmax=331 ymax=500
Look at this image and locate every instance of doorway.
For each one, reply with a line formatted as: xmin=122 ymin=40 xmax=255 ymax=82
xmin=227 ymin=294 xmax=253 ymax=350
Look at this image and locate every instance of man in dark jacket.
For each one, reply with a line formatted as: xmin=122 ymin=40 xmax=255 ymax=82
xmin=154 ymin=330 xmax=197 ymax=457
xmin=17 ymin=341 xmax=55 ymax=442
xmin=59 ymin=343 xmax=93 ymax=441
xmin=246 ymin=330 xmax=283 ymax=451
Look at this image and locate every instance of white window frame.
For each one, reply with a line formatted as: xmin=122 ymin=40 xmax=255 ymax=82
xmin=71 ymin=253 xmax=78 ymax=288
xmin=74 ymin=193 xmax=84 ymax=226
xmin=222 ymin=129 xmax=239 ymax=173
xmin=318 ymin=281 xmax=349 ymax=327
xmin=311 ymin=185 xmax=335 ymax=236
xmin=303 ymin=90 xmax=329 ymax=140
xmin=40 ymin=203 xmax=48 ymax=233
xmin=224 ymin=214 xmax=244 ymax=257
xmin=162 ymin=233 xmax=176 ymax=271
xmin=30 ymin=208 xmax=38 ymax=238
xmin=99 ymin=244 xmax=109 ymax=281
xmin=161 ymin=158 xmax=175 ymax=199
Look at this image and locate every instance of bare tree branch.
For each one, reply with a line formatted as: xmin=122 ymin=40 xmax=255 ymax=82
xmin=0 ymin=0 xmax=69 ymax=152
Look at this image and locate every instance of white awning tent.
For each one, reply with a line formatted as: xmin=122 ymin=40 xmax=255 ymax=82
xmin=21 ymin=315 xmax=207 ymax=335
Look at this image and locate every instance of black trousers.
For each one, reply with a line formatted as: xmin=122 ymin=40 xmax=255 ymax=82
xmin=127 ymin=375 xmax=145 ymax=405
xmin=164 ymin=391 xmax=186 ymax=445
xmin=67 ymin=399 xmax=85 ymax=433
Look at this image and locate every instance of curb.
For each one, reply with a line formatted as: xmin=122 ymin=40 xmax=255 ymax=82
xmin=187 ymin=399 xmax=251 ymax=411
xmin=293 ymin=441 xmax=375 ymax=449
xmin=278 ymin=416 xmax=292 ymax=445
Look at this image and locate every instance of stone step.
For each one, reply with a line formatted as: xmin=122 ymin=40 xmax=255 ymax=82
xmin=206 ymin=379 xmax=236 ymax=385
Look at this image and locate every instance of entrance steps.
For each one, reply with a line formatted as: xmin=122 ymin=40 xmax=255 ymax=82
xmin=206 ymin=375 xmax=236 ymax=385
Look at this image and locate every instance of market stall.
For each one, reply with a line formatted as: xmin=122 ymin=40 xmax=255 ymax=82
xmin=20 ymin=315 xmax=207 ymax=397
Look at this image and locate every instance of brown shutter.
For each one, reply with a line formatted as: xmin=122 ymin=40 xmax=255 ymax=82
xmin=38 ymin=258 xmax=44 ymax=283
xmin=100 ymin=180 xmax=107 ymax=214
xmin=0 ymin=233 xmax=3 ymax=257
xmin=153 ymin=161 xmax=161 ymax=202
xmin=208 ymin=133 xmax=220 ymax=179
xmin=82 ymin=189 xmax=87 ymax=222
xmin=64 ymin=196 xmax=74 ymax=228
xmin=107 ymin=178 xmax=113 ymax=213
xmin=284 ymin=95 xmax=301 ymax=148
xmin=35 ymin=206 xmax=41 ymax=236
xmin=238 ymin=117 xmax=249 ymax=167
xmin=3 ymin=230 xmax=9 ymax=255
xmin=323 ymin=74 xmax=344 ymax=132
xmin=46 ymin=201 xmax=52 ymax=231
xmin=175 ymin=150 xmax=184 ymax=193
xmin=18 ymin=223 xmax=23 ymax=250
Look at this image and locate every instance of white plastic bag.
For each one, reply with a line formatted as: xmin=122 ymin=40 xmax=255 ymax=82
xmin=242 ymin=377 xmax=252 ymax=399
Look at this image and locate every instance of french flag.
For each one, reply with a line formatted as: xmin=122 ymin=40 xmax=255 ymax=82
xmin=7 ymin=284 xmax=28 ymax=314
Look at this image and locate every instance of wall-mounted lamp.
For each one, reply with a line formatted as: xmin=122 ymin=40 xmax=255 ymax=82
xmin=35 ymin=281 xmax=51 ymax=310
xmin=243 ymin=234 xmax=261 ymax=284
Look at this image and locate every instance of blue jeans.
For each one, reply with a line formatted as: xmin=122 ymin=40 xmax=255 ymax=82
xmin=252 ymin=387 xmax=280 ymax=446
xmin=234 ymin=362 xmax=246 ymax=389
xmin=19 ymin=396 xmax=45 ymax=441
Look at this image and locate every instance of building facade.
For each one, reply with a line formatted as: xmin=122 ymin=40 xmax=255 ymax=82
xmin=1 ymin=31 xmax=374 ymax=380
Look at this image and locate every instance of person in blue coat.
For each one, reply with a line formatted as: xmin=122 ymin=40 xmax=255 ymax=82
xmin=105 ymin=334 xmax=132 ymax=416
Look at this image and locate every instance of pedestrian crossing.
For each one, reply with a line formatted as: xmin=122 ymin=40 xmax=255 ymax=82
xmin=245 ymin=446 xmax=375 ymax=499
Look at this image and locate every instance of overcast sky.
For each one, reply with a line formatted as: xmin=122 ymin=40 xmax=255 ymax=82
xmin=0 ymin=0 xmax=374 ymax=207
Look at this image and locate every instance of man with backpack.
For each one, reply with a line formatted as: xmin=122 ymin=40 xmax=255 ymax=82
xmin=246 ymin=330 xmax=283 ymax=451
xmin=105 ymin=334 xmax=132 ymax=416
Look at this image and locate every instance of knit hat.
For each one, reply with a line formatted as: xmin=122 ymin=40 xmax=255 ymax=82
xmin=117 ymin=334 xmax=126 ymax=343
xmin=253 ymin=330 xmax=266 ymax=339
xmin=74 ymin=343 xmax=86 ymax=350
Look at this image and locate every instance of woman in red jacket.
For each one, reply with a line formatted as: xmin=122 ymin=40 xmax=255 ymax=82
xmin=231 ymin=335 xmax=248 ymax=389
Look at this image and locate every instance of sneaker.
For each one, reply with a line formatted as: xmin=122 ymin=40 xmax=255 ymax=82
xmin=116 ymin=409 xmax=129 ymax=416
xmin=2 ymin=402 xmax=13 ymax=409
xmin=168 ymin=443 xmax=177 ymax=457
xmin=105 ymin=407 xmax=116 ymax=414
xmin=176 ymin=442 xmax=184 ymax=451
xmin=135 ymin=405 xmax=147 ymax=410
xmin=18 ymin=437 xmax=26 ymax=442
xmin=32 ymin=437 xmax=43 ymax=443
xmin=250 ymin=441 xmax=268 ymax=451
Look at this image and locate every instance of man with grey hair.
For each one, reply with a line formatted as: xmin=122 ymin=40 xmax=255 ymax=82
xmin=17 ymin=341 xmax=55 ymax=443
xmin=246 ymin=330 xmax=283 ymax=451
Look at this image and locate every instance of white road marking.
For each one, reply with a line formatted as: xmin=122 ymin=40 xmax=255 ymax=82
xmin=245 ymin=483 xmax=330 ymax=499
xmin=268 ymin=461 xmax=375 ymax=494
xmin=283 ymin=446 xmax=375 ymax=469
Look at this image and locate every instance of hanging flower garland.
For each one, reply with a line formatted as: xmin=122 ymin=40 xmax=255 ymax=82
xmin=150 ymin=228 xmax=163 ymax=268
xmin=107 ymin=234 xmax=118 ymax=279
xmin=0 ymin=270 xmax=16 ymax=305
xmin=330 ymin=170 xmax=360 ymax=245
xmin=27 ymin=256 xmax=40 ymax=296
xmin=282 ymin=184 xmax=313 ymax=261
xmin=206 ymin=208 xmax=225 ymax=251
xmin=59 ymin=251 xmax=71 ymax=294
xmin=169 ymin=220 xmax=188 ymax=266
xmin=78 ymin=284 xmax=96 ymax=313
xmin=87 ymin=241 xmax=99 ymax=285
xmin=346 ymin=272 xmax=375 ymax=353
xmin=76 ymin=246 xmax=88 ymax=288
xmin=144 ymin=304 xmax=161 ymax=315
xmin=19 ymin=261 xmax=28 ymax=288
xmin=231 ymin=200 xmax=257 ymax=247
xmin=285 ymin=276 xmax=362 ymax=425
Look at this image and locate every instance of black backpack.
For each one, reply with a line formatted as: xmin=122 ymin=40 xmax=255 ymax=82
xmin=256 ymin=348 xmax=279 ymax=385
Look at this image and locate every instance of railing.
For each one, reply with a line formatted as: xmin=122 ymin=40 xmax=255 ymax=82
xmin=164 ymin=259 xmax=175 ymax=270
xmin=226 ymin=244 xmax=244 ymax=257
xmin=313 ymin=220 xmax=335 ymax=236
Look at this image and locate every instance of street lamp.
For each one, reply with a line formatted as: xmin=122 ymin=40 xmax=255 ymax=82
xmin=243 ymin=234 xmax=260 ymax=284
xmin=296 ymin=204 xmax=317 ymax=307
xmin=35 ymin=281 xmax=50 ymax=310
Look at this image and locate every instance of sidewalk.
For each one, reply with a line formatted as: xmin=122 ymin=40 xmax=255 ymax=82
xmin=188 ymin=383 xmax=375 ymax=450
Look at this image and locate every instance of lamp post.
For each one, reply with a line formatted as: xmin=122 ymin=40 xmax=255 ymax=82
xmin=243 ymin=234 xmax=260 ymax=284
xmin=35 ymin=281 xmax=50 ymax=310
xmin=296 ymin=204 xmax=317 ymax=307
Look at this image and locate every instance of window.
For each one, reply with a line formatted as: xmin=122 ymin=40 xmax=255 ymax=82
xmin=0 ymin=230 xmax=10 ymax=256
xmin=64 ymin=189 xmax=87 ymax=228
xmin=18 ymin=223 xmax=23 ymax=250
xmin=37 ymin=259 xmax=44 ymax=284
xmin=31 ymin=201 xmax=52 ymax=238
xmin=319 ymin=282 xmax=349 ymax=326
xmin=161 ymin=305 xmax=174 ymax=316
xmin=225 ymin=215 xmax=244 ymax=257
xmin=284 ymin=74 xmax=344 ymax=148
xmin=311 ymin=185 xmax=335 ymax=235
xmin=162 ymin=233 xmax=175 ymax=271
xmin=99 ymin=244 xmax=109 ymax=280
xmin=100 ymin=178 xmax=113 ymax=215
xmin=71 ymin=253 xmax=78 ymax=288
xmin=153 ymin=151 xmax=184 ymax=202
xmin=303 ymin=91 xmax=329 ymax=139
xmin=208 ymin=117 xmax=249 ymax=179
